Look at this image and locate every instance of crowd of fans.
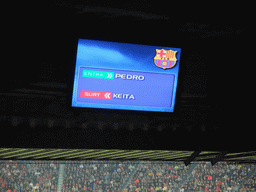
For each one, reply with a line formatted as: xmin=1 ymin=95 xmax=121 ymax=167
xmin=240 ymin=170 xmax=256 ymax=191
xmin=177 ymin=161 xmax=255 ymax=192
xmin=124 ymin=162 xmax=189 ymax=192
xmin=62 ymin=160 xmax=134 ymax=192
xmin=0 ymin=160 xmax=255 ymax=192
xmin=0 ymin=160 xmax=59 ymax=192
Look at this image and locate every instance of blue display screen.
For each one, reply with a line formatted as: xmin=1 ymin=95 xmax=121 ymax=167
xmin=72 ymin=39 xmax=181 ymax=112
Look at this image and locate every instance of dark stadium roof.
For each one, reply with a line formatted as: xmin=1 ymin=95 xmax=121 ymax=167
xmin=0 ymin=148 xmax=256 ymax=165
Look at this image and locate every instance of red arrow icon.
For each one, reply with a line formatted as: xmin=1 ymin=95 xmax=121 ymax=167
xmin=80 ymin=91 xmax=112 ymax=99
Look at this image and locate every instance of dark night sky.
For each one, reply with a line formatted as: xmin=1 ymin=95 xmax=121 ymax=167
xmin=5 ymin=1 xmax=249 ymax=93
xmin=2 ymin=1 xmax=252 ymax=128
xmin=0 ymin=1 xmax=254 ymax=153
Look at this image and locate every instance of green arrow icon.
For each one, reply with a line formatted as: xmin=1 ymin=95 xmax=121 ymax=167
xmin=82 ymin=70 xmax=114 ymax=79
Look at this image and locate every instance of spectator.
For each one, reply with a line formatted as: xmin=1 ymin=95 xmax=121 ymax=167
xmin=1 ymin=160 xmax=254 ymax=192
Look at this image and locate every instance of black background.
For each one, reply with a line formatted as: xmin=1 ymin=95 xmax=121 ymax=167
xmin=1 ymin=1 xmax=254 ymax=153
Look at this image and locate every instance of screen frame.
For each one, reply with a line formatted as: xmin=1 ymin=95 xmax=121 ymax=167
xmin=66 ymin=37 xmax=184 ymax=119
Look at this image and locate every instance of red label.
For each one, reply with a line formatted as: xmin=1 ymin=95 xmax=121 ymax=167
xmin=80 ymin=90 xmax=112 ymax=99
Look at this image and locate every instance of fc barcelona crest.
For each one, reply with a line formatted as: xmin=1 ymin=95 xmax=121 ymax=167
xmin=154 ymin=49 xmax=177 ymax=69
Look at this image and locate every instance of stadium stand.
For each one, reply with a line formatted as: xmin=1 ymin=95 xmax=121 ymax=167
xmin=0 ymin=160 xmax=255 ymax=192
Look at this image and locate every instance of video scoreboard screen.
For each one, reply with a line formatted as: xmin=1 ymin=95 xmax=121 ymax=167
xmin=72 ymin=39 xmax=181 ymax=112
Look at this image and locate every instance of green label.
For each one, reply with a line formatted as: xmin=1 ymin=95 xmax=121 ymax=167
xmin=82 ymin=70 xmax=114 ymax=79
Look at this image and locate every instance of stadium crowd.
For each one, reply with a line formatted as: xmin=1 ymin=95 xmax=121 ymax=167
xmin=0 ymin=160 xmax=255 ymax=192
xmin=240 ymin=171 xmax=256 ymax=191
xmin=62 ymin=161 xmax=134 ymax=192
xmin=0 ymin=160 xmax=58 ymax=192
xmin=124 ymin=162 xmax=189 ymax=192
xmin=60 ymin=161 xmax=255 ymax=192
xmin=177 ymin=161 xmax=255 ymax=192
